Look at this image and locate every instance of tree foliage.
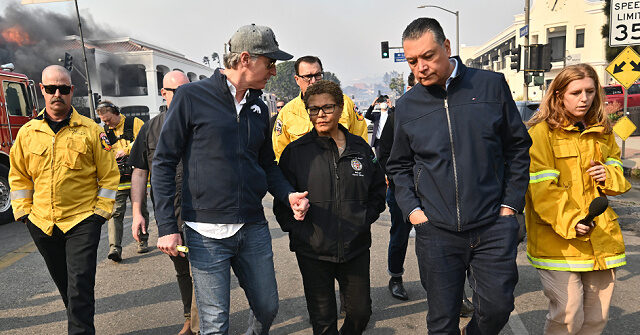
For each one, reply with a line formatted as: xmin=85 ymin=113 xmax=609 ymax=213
xmin=323 ymin=71 xmax=341 ymax=86
xmin=389 ymin=73 xmax=405 ymax=96
xmin=265 ymin=61 xmax=343 ymax=101
xmin=265 ymin=61 xmax=299 ymax=101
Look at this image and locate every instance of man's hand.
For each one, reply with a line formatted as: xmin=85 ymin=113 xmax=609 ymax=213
xmin=576 ymin=222 xmax=593 ymax=236
xmin=499 ymin=207 xmax=516 ymax=216
xmin=587 ymin=160 xmax=607 ymax=183
xmin=157 ymin=233 xmax=184 ymax=257
xmin=115 ymin=150 xmax=126 ymax=159
xmin=289 ymin=191 xmax=310 ymax=221
xmin=409 ymin=209 xmax=428 ymax=225
xmin=131 ymin=213 xmax=146 ymax=242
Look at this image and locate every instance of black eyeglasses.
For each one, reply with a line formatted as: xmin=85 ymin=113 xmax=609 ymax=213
xmin=297 ymin=72 xmax=324 ymax=82
xmin=43 ymin=85 xmax=72 ymax=95
xmin=307 ymin=104 xmax=337 ymax=116
xmin=164 ymin=87 xmax=177 ymax=92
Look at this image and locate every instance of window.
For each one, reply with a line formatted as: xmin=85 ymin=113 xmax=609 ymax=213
xmin=576 ymin=29 xmax=585 ymax=48
xmin=187 ymin=72 xmax=197 ymax=82
xmin=627 ymin=84 xmax=640 ymax=95
xmin=121 ymin=105 xmax=150 ymax=122
xmin=3 ymin=81 xmax=30 ymax=117
xmin=156 ymin=65 xmax=170 ymax=95
xmin=549 ymin=36 xmax=566 ymax=62
xmin=118 ymin=64 xmax=148 ymax=96
xmin=604 ymin=86 xmax=624 ymax=95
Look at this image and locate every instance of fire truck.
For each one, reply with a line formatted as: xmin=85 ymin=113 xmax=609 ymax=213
xmin=0 ymin=63 xmax=38 ymax=224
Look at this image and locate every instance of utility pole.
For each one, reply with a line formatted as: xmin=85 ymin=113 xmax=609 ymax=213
xmin=73 ymin=0 xmax=96 ymax=119
xmin=523 ymin=0 xmax=530 ymax=101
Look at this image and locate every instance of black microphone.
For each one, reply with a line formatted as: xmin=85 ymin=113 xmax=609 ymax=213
xmin=581 ymin=196 xmax=609 ymax=227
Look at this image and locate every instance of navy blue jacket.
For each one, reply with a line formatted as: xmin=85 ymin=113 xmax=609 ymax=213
xmin=152 ymin=69 xmax=294 ymax=237
xmin=386 ymin=57 xmax=531 ymax=232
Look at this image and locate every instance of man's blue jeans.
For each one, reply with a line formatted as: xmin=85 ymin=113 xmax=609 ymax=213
xmin=386 ymin=185 xmax=412 ymax=277
xmin=185 ymin=222 xmax=278 ymax=335
xmin=415 ymin=215 xmax=519 ymax=335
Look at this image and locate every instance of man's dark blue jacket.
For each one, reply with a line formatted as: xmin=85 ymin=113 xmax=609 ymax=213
xmin=151 ymin=69 xmax=293 ymax=237
xmin=386 ymin=57 xmax=531 ymax=232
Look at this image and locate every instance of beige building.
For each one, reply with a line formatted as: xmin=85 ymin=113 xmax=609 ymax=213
xmin=461 ymin=0 xmax=607 ymax=101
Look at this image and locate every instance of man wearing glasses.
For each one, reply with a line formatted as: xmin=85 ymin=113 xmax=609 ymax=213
xmin=9 ymin=65 xmax=119 ymax=334
xmin=128 ymin=70 xmax=198 ymax=335
xmin=270 ymin=99 xmax=285 ymax=134
xmin=152 ymin=24 xmax=310 ymax=334
xmin=272 ymin=56 xmax=368 ymax=161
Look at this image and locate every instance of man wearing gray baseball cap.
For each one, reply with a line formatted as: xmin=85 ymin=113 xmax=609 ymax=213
xmin=152 ymin=24 xmax=309 ymax=334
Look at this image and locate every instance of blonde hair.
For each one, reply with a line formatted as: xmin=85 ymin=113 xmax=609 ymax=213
xmin=527 ymin=63 xmax=611 ymax=132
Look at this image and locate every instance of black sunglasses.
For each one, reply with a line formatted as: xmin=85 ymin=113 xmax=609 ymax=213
xmin=43 ymin=85 xmax=72 ymax=95
xmin=164 ymin=87 xmax=177 ymax=92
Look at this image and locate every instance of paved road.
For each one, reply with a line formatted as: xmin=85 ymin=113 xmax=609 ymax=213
xmin=1 ymin=194 xmax=639 ymax=334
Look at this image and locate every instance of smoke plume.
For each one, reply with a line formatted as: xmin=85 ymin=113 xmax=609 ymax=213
xmin=0 ymin=2 xmax=118 ymax=97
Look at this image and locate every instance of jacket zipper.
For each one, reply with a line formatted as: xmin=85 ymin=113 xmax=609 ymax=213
xmin=415 ymin=167 xmax=422 ymax=193
xmin=51 ymin=136 xmax=56 ymax=223
xmin=332 ymin=145 xmax=343 ymax=262
xmin=444 ymin=98 xmax=461 ymax=231
xmin=236 ymin=108 xmax=242 ymax=222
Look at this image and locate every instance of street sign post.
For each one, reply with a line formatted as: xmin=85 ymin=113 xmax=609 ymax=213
xmin=519 ymin=25 xmax=528 ymax=38
xmin=610 ymin=0 xmax=640 ymax=47
xmin=394 ymin=52 xmax=406 ymax=63
xmin=606 ymin=46 xmax=640 ymax=158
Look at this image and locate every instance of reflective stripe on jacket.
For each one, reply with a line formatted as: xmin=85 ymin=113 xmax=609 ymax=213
xmin=272 ymin=93 xmax=368 ymax=161
xmin=9 ymin=108 xmax=120 ymax=235
xmin=525 ymin=121 xmax=630 ymax=271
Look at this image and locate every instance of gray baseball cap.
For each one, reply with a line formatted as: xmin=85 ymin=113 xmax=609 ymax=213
xmin=228 ymin=24 xmax=293 ymax=61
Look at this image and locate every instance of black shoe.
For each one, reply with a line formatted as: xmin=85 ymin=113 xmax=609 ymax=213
xmin=107 ymin=250 xmax=122 ymax=262
xmin=460 ymin=297 xmax=474 ymax=317
xmin=388 ymin=278 xmax=409 ymax=300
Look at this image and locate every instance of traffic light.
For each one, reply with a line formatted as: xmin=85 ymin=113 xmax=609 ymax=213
xmin=93 ymin=93 xmax=101 ymax=108
xmin=63 ymin=52 xmax=73 ymax=72
xmin=541 ymin=44 xmax=552 ymax=71
xmin=381 ymin=41 xmax=389 ymax=59
xmin=528 ymin=44 xmax=552 ymax=72
xmin=510 ymin=46 xmax=521 ymax=72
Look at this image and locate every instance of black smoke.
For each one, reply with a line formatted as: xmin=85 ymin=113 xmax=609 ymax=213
xmin=0 ymin=2 xmax=118 ymax=101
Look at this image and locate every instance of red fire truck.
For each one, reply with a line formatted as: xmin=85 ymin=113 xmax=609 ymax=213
xmin=0 ymin=63 xmax=38 ymax=224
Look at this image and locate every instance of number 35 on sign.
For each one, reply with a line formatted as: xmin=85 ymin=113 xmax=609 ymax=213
xmin=611 ymin=0 xmax=640 ymax=46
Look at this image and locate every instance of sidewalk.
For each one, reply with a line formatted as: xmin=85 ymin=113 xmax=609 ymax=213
xmin=616 ymin=135 xmax=640 ymax=176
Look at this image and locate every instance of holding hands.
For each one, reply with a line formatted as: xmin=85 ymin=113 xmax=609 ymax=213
xmin=289 ymin=191 xmax=310 ymax=221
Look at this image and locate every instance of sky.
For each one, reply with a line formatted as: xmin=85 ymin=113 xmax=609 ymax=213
xmin=1 ymin=0 xmax=528 ymax=85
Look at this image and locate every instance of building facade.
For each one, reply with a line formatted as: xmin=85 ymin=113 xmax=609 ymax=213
xmin=63 ymin=36 xmax=214 ymax=120
xmin=461 ymin=0 xmax=607 ymax=101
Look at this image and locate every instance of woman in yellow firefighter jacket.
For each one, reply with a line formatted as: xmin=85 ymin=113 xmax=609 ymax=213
xmin=525 ymin=64 xmax=630 ymax=334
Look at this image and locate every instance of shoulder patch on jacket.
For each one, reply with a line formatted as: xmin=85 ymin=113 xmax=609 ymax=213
xmin=275 ymin=119 xmax=283 ymax=136
xmin=99 ymin=132 xmax=112 ymax=151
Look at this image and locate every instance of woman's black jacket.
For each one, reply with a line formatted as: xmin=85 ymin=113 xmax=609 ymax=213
xmin=274 ymin=125 xmax=387 ymax=263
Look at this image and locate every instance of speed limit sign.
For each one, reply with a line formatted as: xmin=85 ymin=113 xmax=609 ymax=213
xmin=610 ymin=0 xmax=640 ymax=46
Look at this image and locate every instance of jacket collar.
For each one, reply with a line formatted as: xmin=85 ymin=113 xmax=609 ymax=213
xmin=34 ymin=107 xmax=84 ymax=133
xmin=308 ymin=124 xmax=360 ymax=156
xmin=212 ymin=68 xmax=263 ymax=103
xmin=561 ymin=123 xmax=604 ymax=135
xmin=422 ymin=55 xmax=467 ymax=97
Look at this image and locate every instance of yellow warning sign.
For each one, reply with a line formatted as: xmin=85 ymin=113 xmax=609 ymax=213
xmin=606 ymin=46 xmax=640 ymax=89
xmin=613 ymin=116 xmax=637 ymax=141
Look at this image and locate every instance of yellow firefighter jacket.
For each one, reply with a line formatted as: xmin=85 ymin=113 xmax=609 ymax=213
xmin=106 ymin=115 xmax=144 ymax=190
xmin=272 ymin=93 xmax=368 ymax=161
xmin=525 ymin=121 xmax=630 ymax=271
xmin=9 ymin=108 xmax=120 ymax=235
